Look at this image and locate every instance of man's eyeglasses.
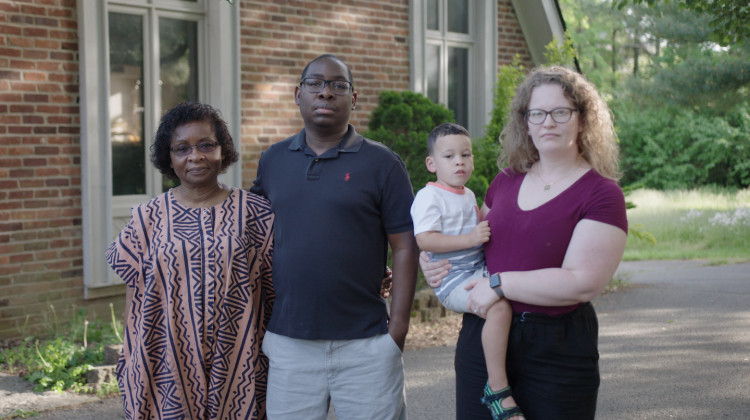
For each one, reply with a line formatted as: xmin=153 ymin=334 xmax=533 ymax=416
xmin=299 ymin=78 xmax=353 ymax=95
xmin=526 ymin=108 xmax=578 ymax=125
xmin=170 ymin=142 xmax=219 ymax=157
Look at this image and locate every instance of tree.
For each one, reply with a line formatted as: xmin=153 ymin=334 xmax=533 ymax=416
xmin=613 ymin=0 xmax=750 ymax=46
xmin=562 ymin=0 xmax=750 ymax=109
xmin=560 ymin=0 xmax=750 ymax=189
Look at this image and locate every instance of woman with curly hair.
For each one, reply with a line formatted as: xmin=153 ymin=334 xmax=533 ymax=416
xmin=107 ymin=102 xmax=274 ymax=419
xmin=420 ymin=66 xmax=628 ymax=419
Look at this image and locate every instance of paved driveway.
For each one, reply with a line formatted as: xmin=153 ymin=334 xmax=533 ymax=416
xmin=402 ymin=260 xmax=750 ymax=419
xmin=595 ymin=260 xmax=750 ymax=419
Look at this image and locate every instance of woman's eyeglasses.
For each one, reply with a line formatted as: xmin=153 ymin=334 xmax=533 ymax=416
xmin=170 ymin=142 xmax=219 ymax=157
xmin=526 ymin=108 xmax=578 ymax=125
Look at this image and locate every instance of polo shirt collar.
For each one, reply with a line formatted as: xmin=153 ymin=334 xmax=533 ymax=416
xmin=289 ymin=124 xmax=364 ymax=156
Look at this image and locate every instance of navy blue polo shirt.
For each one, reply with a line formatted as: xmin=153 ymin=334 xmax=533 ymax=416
xmin=250 ymin=125 xmax=414 ymax=340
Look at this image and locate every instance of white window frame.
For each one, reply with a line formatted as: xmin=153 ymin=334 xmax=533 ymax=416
xmin=77 ymin=0 xmax=241 ymax=298
xmin=410 ymin=0 xmax=497 ymax=138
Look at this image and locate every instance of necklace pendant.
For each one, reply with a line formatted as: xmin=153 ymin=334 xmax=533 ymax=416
xmin=544 ymin=184 xmax=551 ymax=191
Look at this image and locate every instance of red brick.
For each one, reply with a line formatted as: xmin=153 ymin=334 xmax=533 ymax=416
xmin=23 ymin=115 xmax=44 ymax=125
xmin=23 ymin=49 xmax=47 ymax=59
xmin=23 ymin=93 xmax=48 ymax=102
xmin=10 ymin=104 xmax=34 ymax=113
xmin=0 ymin=47 xmax=22 ymax=57
xmin=7 ymin=36 xmax=34 ymax=48
xmin=23 ymin=27 xmax=48 ymax=37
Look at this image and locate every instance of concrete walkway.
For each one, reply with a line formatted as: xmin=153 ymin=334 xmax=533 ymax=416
xmin=2 ymin=260 xmax=749 ymax=419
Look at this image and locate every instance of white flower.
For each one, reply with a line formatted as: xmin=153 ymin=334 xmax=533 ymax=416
xmin=681 ymin=209 xmax=703 ymax=222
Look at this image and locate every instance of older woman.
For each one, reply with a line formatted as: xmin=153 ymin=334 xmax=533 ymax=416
xmin=421 ymin=66 xmax=627 ymax=419
xmin=106 ymin=102 xmax=274 ymax=419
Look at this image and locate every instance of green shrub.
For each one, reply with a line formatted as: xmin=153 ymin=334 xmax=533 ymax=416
xmin=616 ymin=101 xmax=750 ymax=189
xmin=469 ymin=56 xmax=528 ymax=203
xmin=364 ymin=90 xmax=455 ymax=195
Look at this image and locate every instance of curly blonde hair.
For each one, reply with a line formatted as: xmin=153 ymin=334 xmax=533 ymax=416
xmin=498 ymin=66 xmax=621 ymax=180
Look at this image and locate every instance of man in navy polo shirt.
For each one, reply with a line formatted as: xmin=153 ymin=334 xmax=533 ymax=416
xmin=251 ymin=54 xmax=418 ymax=419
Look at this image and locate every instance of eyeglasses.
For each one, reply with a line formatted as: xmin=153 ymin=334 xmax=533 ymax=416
xmin=526 ymin=108 xmax=578 ymax=125
xmin=299 ymin=78 xmax=353 ymax=95
xmin=170 ymin=142 xmax=219 ymax=157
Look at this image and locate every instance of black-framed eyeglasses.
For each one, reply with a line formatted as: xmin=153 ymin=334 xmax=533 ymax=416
xmin=526 ymin=108 xmax=578 ymax=125
xmin=299 ymin=78 xmax=353 ymax=95
xmin=170 ymin=142 xmax=219 ymax=157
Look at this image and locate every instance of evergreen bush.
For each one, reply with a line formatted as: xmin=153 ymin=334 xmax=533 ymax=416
xmin=364 ymin=91 xmax=454 ymax=195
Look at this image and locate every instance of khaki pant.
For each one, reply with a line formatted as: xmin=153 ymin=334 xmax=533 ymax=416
xmin=262 ymin=331 xmax=407 ymax=420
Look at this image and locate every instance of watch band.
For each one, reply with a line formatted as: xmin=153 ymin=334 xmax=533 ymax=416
xmin=489 ymin=272 xmax=504 ymax=298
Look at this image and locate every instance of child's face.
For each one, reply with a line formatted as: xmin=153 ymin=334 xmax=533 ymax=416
xmin=426 ymin=134 xmax=474 ymax=189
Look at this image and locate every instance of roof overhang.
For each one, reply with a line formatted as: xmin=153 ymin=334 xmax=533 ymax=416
xmin=510 ymin=0 xmax=567 ymax=66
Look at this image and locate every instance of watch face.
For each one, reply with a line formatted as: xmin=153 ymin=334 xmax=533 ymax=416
xmin=490 ymin=273 xmax=500 ymax=288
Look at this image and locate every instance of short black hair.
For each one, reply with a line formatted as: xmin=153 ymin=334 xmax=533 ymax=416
xmin=426 ymin=123 xmax=470 ymax=155
xmin=150 ymin=102 xmax=239 ymax=180
xmin=301 ymin=54 xmax=354 ymax=85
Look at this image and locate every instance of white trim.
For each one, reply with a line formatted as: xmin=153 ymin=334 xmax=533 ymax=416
xmin=78 ymin=0 xmax=116 ymax=294
xmin=408 ymin=0 xmax=425 ymax=100
xmin=206 ymin=0 xmax=241 ymax=188
xmin=471 ymin=1 xmax=497 ymax=140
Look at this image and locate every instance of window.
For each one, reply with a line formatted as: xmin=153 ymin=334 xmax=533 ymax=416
xmin=410 ymin=0 xmax=497 ymax=137
xmin=108 ymin=11 xmax=200 ymax=196
xmin=78 ymin=0 xmax=240 ymax=296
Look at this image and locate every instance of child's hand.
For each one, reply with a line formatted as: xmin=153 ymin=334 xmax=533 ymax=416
xmin=470 ymin=220 xmax=491 ymax=246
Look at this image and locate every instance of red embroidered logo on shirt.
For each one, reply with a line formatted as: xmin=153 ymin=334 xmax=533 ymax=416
xmin=344 ymin=172 xmax=351 ymax=181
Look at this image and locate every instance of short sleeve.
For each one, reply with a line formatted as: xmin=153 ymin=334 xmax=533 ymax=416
xmin=583 ymin=179 xmax=628 ymax=233
xmin=410 ymin=188 xmax=443 ymax=235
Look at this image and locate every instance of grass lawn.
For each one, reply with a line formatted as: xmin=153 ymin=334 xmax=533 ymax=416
xmin=623 ymin=188 xmax=750 ymax=263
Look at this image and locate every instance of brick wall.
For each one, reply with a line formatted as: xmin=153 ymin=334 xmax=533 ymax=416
xmin=499 ymin=1 xmax=535 ymax=69
xmin=0 ymin=0 xmax=120 ymax=340
xmin=238 ymin=0 xmax=412 ymax=187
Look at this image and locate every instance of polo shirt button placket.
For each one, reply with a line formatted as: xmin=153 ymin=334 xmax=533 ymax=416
xmin=307 ymin=157 xmax=323 ymax=181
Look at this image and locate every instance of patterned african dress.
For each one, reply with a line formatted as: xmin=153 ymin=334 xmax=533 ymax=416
xmin=106 ymin=188 xmax=274 ymax=420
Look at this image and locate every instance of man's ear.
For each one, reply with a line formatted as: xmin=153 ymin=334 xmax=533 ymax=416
xmin=426 ymin=156 xmax=437 ymax=173
xmin=294 ymin=86 xmax=301 ymax=106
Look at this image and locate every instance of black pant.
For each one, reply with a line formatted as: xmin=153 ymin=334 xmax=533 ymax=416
xmin=455 ymin=302 xmax=600 ymax=420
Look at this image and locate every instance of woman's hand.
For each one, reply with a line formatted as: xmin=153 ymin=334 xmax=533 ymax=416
xmin=465 ymin=277 xmax=500 ymax=318
xmin=418 ymin=251 xmax=451 ymax=288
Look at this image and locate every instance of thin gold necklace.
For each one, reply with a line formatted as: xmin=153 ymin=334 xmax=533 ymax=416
xmin=536 ymin=165 xmax=580 ymax=191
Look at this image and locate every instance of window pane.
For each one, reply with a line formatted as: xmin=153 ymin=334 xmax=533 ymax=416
xmin=427 ymin=0 xmax=439 ymax=30
xmin=447 ymin=0 xmax=468 ymax=34
xmin=159 ymin=18 xmax=199 ymax=191
xmin=426 ymin=44 xmax=440 ymax=103
xmin=159 ymin=18 xmax=198 ymax=114
xmin=109 ymin=12 xmax=145 ymax=196
xmin=448 ymin=46 xmax=468 ymax=128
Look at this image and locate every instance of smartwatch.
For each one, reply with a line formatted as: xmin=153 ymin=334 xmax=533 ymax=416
xmin=489 ymin=272 xmax=504 ymax=298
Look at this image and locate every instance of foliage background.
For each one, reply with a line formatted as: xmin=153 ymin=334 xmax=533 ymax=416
xmin=561 ymin=0 xmax=750 ymax=190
